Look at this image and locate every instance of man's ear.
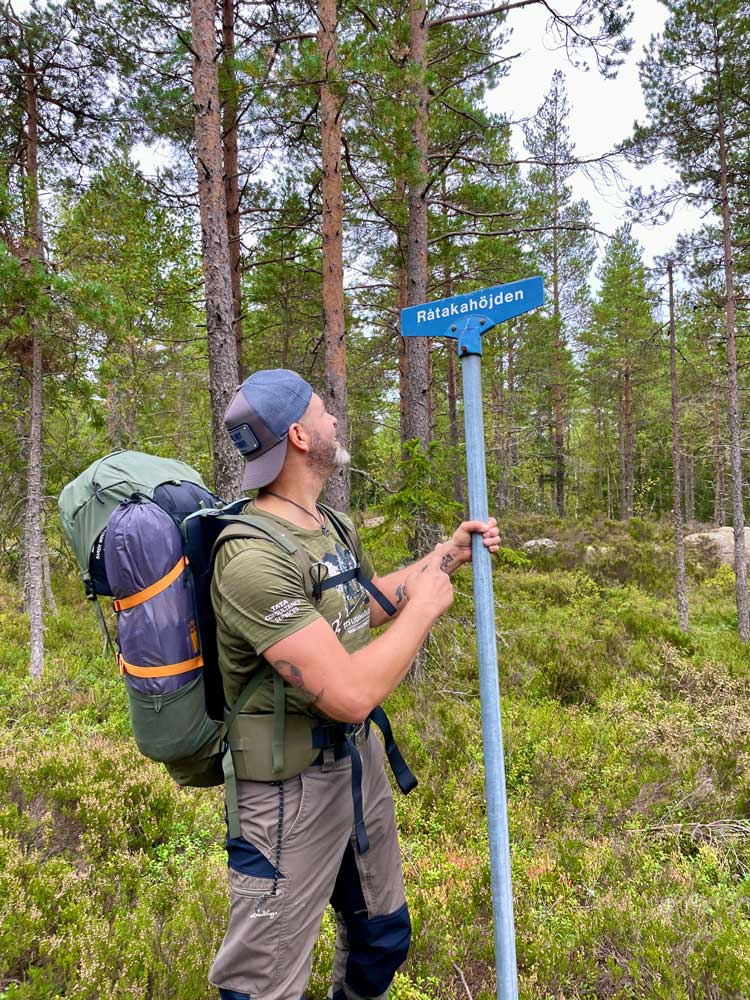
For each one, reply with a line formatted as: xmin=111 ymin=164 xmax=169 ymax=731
xmin=287 ymin=421 xmax=310 ymax=453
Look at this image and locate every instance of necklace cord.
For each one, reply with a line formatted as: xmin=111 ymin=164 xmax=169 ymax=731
xmin=259 ymin=489 xmax=328 ymax=533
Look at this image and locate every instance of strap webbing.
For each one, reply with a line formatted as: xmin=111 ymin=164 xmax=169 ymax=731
xmin=368 ymin=706 xmax=418 ymax=794
xmin=310 ymin=706 xmax=416 ymax=855
xmin=272 ymin=671 xmax=286 ymax=775
xmin=118 ymin=652 xmax=203 ymax=678
xmin=221 ymin=668 xmax=274 ymax=840
xmin=113 ymin=556 xmax=188 ymax=612
xmin=222 ymin=746 xmax=240 ymax=840
xmin=317 ymin=567 xmax=397 ymax=617
xmin=346 ymin=741 xmax=369 ymax=854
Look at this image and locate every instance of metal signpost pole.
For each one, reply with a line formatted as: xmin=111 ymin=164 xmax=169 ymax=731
xmin=401 ymin=277 xmax=544 ymax=1000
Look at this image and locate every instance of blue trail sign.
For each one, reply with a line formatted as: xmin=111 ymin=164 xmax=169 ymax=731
xmin=400 ymin=275 xmax=543 ymax=348
xmin=401 ymin=276 xmax=544 ymax=1000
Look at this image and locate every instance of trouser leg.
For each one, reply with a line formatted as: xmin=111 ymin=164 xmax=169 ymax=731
xmin=210 ymin=755 xmax=356 ymax=1000
xmin=329 ymin=736 xmax=411 ymax=1000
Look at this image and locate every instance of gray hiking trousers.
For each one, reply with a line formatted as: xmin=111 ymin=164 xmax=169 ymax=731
xmin=209 ymin=731 xmax=411 ymax=1000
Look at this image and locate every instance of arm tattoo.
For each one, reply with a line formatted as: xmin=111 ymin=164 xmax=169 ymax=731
xmin=272 ymin=660 xmax=324 ymax=707
xmin=440 ymin=552 xmax=455 ymax=573
xmin=395 ymin=583 xmax=407 ymax=604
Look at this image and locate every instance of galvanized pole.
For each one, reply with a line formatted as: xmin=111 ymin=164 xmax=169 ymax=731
xmin=400 ymin=277 xmax=542 ymax=1000
xmin=461 ymin=352 xmax=518 ymax=1000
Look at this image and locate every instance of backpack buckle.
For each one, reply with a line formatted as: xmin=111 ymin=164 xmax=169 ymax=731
xmin=309 ymin=561 xmax=329 ymax=601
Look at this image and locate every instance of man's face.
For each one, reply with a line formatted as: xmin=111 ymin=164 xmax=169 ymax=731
xmin=301 ymin=393 xmax=350 ymax=475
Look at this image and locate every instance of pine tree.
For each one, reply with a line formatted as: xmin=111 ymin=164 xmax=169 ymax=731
xmin=584 ymin=227 xmax=656 ymax=521
xmin=523 ymin=70 xmax=595 ymax=516
xmin=0 ymin=0 xmax=118 ymax=677
xmin=632 ymin=0 xmax=750 ymax=639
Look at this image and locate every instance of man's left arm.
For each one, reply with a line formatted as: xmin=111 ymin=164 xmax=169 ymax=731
xmin=368 ymin=518 xmax=501 ymax=627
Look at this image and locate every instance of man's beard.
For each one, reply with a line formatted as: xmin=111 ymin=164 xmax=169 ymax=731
xmin=307 ymin=431 xmax=350 ymax=477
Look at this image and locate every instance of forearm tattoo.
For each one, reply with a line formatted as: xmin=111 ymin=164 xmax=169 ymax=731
xmin=395 ymin=583 xmax=407 ymax=604
xmin=272 ymin=660 xmax=324 ymax=707
xmin=440 ymin=552 xmax=455 ymax=573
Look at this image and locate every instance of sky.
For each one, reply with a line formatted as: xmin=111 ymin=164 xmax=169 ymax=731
xmin=489 ymin=0 xmax=703 ymax=274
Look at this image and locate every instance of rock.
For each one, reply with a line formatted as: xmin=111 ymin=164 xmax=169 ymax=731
xmin=684 ymin=526 xmax=750 ymax=569
xmin=522 ymin=537 xmax=558 ymax=554
xmin=362 ymin=515 xmax=386 ymax=528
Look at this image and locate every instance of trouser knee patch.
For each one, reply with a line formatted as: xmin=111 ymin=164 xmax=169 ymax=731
xmin=345 ymin=902 xmax=412 ymax=998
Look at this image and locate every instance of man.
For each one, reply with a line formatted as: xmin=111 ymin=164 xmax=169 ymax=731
xmin=210 ymin=368 xmax=500 ymax=1000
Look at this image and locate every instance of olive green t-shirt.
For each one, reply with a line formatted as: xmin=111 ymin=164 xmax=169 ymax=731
xmin=211 ymin=502 xmax=376 ymax=716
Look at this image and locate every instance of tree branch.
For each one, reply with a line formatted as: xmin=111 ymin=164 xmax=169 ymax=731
xmin=429 ymin=0 xmax=540 ymax=29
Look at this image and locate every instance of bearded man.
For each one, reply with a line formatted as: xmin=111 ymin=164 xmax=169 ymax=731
xmin=210 ymin=368 xmax=499 ymax=1000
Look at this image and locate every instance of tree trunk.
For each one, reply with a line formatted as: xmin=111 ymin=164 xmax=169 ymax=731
xmin=713 ymin=16 xmax=749 ymax=641
xmin=495 ymin=331 xmax=509 ymax=512
xmin=622 ymin=361 xmax=634 ymax=520
xmin=221 ymin=0 xmax=244 ymax=379
xmin=713 ymin=396 xmax=726 ymax=526
xmin=405 ymin=0 xmax=431 ymax=450
xmin=190 ymin=0 xmax=241 ymax=499
xmin=595 ymin=407 xmax=603 ymax=504
xmin=440 ymin=188 xmax=463 ymax=507
xmin=318 ymin=0 xmax=349 ymax=511
xmin=507 ymin=328 xmax=519 ymax=509
xmin=24 ymin=50 xmax=45 ymax=680
xmin=397 ymin=230 xmax=409 ymax=453
xmin=668 ymin=261 xmax=688 ymax=632
xmin=618 ymin=390 xmax=626 ymax=521
xmin=551 ymin=159 xmax=565 ymax=517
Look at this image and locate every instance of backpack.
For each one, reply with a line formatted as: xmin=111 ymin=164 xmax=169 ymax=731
xmin=58 ymin=450 xmax=399 ymax=798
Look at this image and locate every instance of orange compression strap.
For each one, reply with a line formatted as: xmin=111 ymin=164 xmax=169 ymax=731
xmin=113 ymin=556 xmax=188 ymax=613
xmin=118 ymin=653 xmax=203 ymax=678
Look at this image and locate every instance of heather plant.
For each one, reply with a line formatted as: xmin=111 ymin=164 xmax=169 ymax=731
xmin=2 ymin=518 xmax=750 ymax=999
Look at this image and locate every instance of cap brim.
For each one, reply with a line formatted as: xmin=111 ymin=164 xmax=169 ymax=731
xmin=241 ymin=437 xmax=288 ymax=490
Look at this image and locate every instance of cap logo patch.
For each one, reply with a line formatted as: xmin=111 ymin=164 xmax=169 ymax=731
xmin=228 ymin=423 xmax=261 ymax=456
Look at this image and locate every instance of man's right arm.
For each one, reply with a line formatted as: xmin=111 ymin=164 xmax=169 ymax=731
xmin=264 ymin=548 xmax=454 ymax=723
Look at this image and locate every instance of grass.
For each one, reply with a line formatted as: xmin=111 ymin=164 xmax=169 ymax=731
xmin=2 ymin=518 xmax=750 ymax=999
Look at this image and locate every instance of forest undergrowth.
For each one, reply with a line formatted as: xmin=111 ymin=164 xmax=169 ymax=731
xmin=2 ymin=516 xmax=750 ymax=1000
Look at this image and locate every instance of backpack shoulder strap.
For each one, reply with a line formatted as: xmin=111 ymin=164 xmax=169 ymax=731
xmin=211 ymin=514 xmax=316 ymax=602
xmin=317 ymin=502 xmax=360 ymax=555
xmin=315 ymin=504 xmax=396 ymax=617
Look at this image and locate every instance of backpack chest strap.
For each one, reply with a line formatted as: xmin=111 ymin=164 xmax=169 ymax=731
xmin=316 ymin=567 xmax=397 ymax=616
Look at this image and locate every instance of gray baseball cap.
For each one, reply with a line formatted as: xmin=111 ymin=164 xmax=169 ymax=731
xmin=224 ymin=369 xmax=314 ymax=489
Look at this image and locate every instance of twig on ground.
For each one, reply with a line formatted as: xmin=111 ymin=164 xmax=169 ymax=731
xmin=452 ymin=961 xmax=474 ymax=1000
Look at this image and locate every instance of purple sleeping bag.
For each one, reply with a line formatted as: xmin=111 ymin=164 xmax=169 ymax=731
xmin=105 ymin=499 xmax=200 ymax=696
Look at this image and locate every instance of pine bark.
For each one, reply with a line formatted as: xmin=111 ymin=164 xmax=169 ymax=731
xmin=221 ymin=0 xmax=244 ymax=379
xmin=405 ymin=0 xmax=431 ymax=450
xmin=190 ymin=0 xmax=241 ymax=499
xmin=318 ymin=0 xmax=349 ymax=511
xmin=551 ymin=159 xmax=565 ymax=517
xmin=668 ymin=261 xmax=688 ymax=632
xmin=713 ymin=14 xmax=749 ymax=640
xmin=440 ymin=189 xmax=463 ymax=507
xmin=712 ymin=396 xmax=726 ymax=526
xmin=619 ymin=362 xmax=634 ymax=521
xmin=397 ymin=228 xmax=409 ymax=453
xmin=447 ymin=347 xmax=463 ymax=506
xmin=507 ymin=328 xmax=519 ymax=509
xmin=24 ymin=50 xmax=45 ymax=679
